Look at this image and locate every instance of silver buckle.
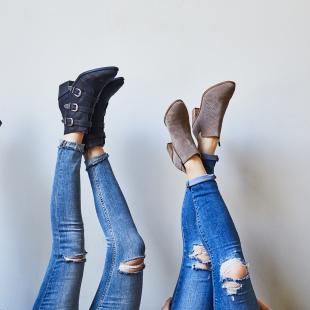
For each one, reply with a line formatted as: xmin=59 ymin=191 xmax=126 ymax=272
xmin=72 ymin=87 xmax=82 ymax=97
xmin=64 ymin=103 xmax=78 ymax=112
xmin=65 ymin=118 xmax=73 ymax=126
xmin=71 ymin=103 xmax=78 ymax=112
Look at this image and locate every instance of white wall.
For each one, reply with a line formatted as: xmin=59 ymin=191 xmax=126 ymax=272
xmin=0 ymin=1 xmax=309 ymax=309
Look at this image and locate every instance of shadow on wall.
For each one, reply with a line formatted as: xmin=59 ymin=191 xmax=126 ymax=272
xmin=113 ymin=132 xmax=183 ymax=309
xmin=1 ymin=124 xmax=52 ymax=307
xmin=2 ymin=128 xmax=304 ymax=309
xmin=228 ymin=143 xmax=304 ymax=310
xmin=114 ymin=132 xmax=305 ymax=309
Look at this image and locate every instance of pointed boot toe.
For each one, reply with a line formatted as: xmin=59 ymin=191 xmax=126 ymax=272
xmin=192 ymin=81 xmax=235 ymax=140
xmin=78 ymin=66 xmax=119 ymax=95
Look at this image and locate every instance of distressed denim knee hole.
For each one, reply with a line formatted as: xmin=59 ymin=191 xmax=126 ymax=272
xmin=189 ymin=244 xmax=211 ymax=271
xmin=63 ymin=253 xmax=87 ymax=263
xmin=220 ymin=258 xmax=249 ymax=299
xmin=119 ymin=257 xmax=145 ymax=274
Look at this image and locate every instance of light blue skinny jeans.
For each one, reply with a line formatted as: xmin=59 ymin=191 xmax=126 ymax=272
xmin=33 ymin=140 xmax=145 ymax=309
xmin=171 ymin=154 xmax=259 ymax=310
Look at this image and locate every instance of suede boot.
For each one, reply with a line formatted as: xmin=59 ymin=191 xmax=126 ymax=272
xmin=83 ymin=77 xmax=124 ymax=149
xmin=164 ymin=100 xmax=199 ymax=172
xmin=58 ymin=67 xmax=118 ymax=134
xmin=192 ymin=81 xmax=235 ymax=142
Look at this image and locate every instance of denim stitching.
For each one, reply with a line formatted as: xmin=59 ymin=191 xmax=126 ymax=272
xmin=38 ymin=148 xmax=65 ymax=309
xmin=92 ymin=165 xmax=118 ymax=306
xmin=190 ymin=187 xmax=220 ymax=309
xmin=171 ymin=190 xmax=190 ymax=307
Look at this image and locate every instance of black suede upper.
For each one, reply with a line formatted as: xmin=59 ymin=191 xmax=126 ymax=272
xmin=58 ymin=67 xmax=118 ymax=134
xmin=83 ymin=77 xmax=124 ymax=149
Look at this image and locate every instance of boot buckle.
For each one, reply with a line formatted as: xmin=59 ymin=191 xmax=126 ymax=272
xmin=64 ymin=118 xmax=73 ymax=126
xmin=71 ymin=103 xmax=78 ymax=112
xmin=64 ymin=103 xmax=78 ymax=112
xmin=72 ymin=87 xmax=82 ymax=97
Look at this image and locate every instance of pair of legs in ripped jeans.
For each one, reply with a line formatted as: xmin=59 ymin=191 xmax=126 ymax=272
xmin=33 ymin=140 xmax=145 ymax=309
xmin=170 ymin=153 xmax=259 ymax=310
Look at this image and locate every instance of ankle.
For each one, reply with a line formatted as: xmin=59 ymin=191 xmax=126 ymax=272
xmin=198 ymin=136 xmax=218 ymax=155
xmin=184 ymin=155 xmax=207 ymax=180
xmin=85 ymin=146 xmax=105 ymax=160
xmin=63 ymin=133 xmax=84 ymax=144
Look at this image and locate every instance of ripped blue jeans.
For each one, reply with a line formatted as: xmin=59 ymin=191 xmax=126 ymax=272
xmin=171 ymin=155 xmax=259 ymax=310
xmin=33 ymin=141 xmax=145 ymax=309
xmin=86 ymin=153 xmax=145 ymax=309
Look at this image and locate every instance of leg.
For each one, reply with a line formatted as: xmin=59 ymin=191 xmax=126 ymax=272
xmin=85 ymin=147 xmax=145 ymax=310
xmin=35 ymin=67 xmax=119 ymax=309
xmin=164 ymin=83 xmax=260 ymax=309
xmin=170 ymin=187 xmax=213 ymax=310
xmin=170 ymin=144 xmax=219 ymax=310
xmin=185 ymin=138 xmax=259 ymax=310
xmin=33 ymin=134 xmax=86 ymax=309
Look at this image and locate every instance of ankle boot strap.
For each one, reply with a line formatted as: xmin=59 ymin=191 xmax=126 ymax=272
xmin=63 ymin=102 xmax=93 ymax=114
xmin=62 ymin=118 xmax=92 ymax=128
xmin=58 ymin=80 xmax=97 ymax=134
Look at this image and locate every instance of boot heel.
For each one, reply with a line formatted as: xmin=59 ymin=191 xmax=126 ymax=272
xmin=192 ymin=108 xmax=200 ymax=124
xmin=166 ymin=143 xmax=186 ymax=172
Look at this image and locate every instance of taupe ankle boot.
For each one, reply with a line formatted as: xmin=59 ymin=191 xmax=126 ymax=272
xmin=164 ymin=100 xmax=199 ymax=172
xmin=192 ymin=81 xmax=235 ymax=142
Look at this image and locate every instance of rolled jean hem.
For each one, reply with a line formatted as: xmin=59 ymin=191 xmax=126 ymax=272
xmin=202 ymin=153 xmax=219 ymax=161
xmin=186 ymin=174 xmax=216 ymax=187
xmin=85 ymin=153 xmax=109 ymax=170
xmin=58 ymin=139 xmax=85 ymax=153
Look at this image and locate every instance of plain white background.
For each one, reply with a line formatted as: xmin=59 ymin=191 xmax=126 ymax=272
xmin=0 ymin=1 xmax=309 ymax=309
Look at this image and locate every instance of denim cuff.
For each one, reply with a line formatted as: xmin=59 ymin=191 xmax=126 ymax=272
xmin=202 ymin=153 xmax=219 ymax=162
xmin=186 ymin=173 xmax=216 ymax=187
xmin=85 ymin=153 xmax=109 ymax=170
xmin=58 ymin=139 xmax=85 ymax=153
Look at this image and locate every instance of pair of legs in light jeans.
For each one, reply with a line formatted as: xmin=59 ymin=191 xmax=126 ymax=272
xmin=34 ymin=67 xmax=145 ymax=309
xmin=33 ymin=140 xmax=145 ymax=309
xmin=162 ymin=82 xmax=271 ymax=310
xmin=170 ymin=153 xmax=259 ymax=310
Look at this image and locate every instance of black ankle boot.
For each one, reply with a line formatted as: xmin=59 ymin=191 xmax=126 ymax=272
xmin=58 ymin=67 xmax=118 ymax=134
xmin=83 ymin=77 xmax=124 ymax=149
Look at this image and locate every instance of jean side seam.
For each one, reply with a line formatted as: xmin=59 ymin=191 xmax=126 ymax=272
xmin=171 ymin=197 xmax=189 ymax=307
xmin=37 ymin=150 xmax=64 ymax=309
xmin=92 ymin=166 xmax=118 ymax=306
xmin=190 ymin=189 xmax=220 ymax=310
